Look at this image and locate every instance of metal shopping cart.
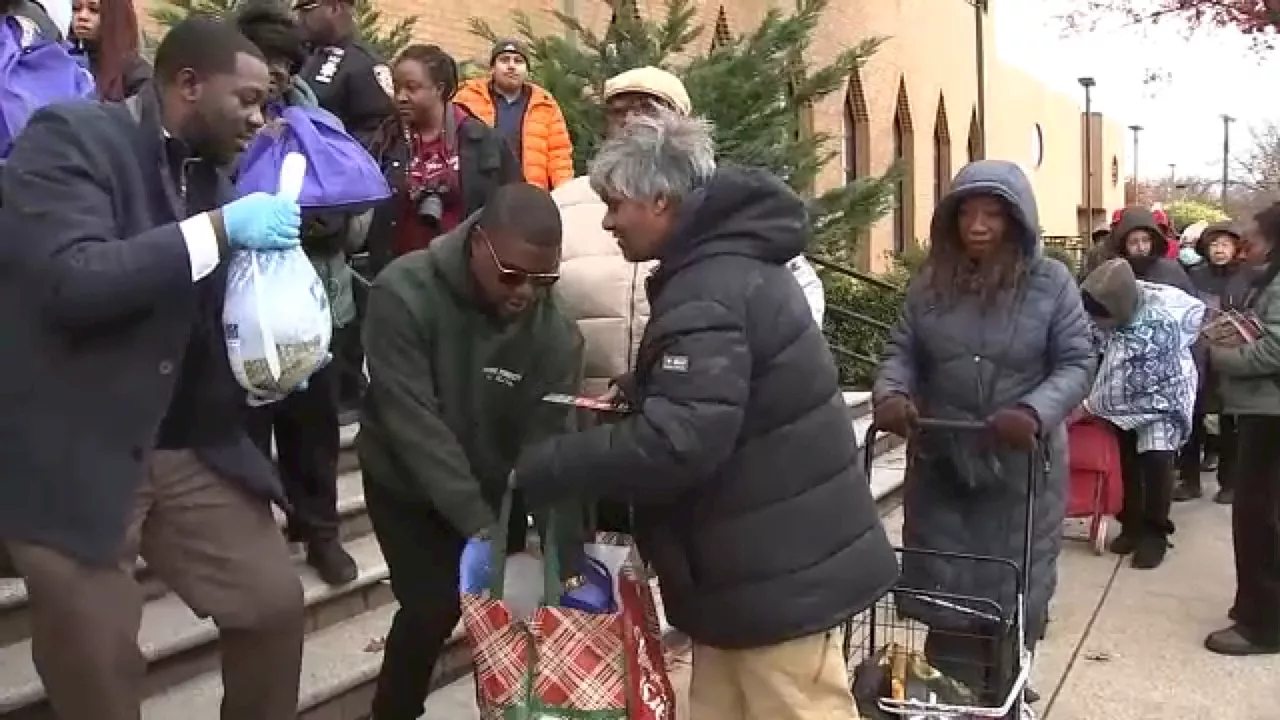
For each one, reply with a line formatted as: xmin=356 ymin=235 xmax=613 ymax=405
xmin=845 ymin=418 xmax=1045 ymax=719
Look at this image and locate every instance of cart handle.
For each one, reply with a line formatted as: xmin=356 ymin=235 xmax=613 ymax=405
xmin=915 ymin=417 xmax=988 ymax=432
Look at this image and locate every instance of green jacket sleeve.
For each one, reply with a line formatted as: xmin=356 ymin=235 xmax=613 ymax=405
xmin=363 ymin=284 xmax=496 ymax=536
xmin=522 ymin=326 xmax=587 ymax=448
xmin=1213 ymin=284 xmax=1280 ymax=378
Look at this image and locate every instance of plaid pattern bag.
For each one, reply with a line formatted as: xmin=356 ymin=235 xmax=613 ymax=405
xmin=461 ymin=505 xmax=676 ymax=720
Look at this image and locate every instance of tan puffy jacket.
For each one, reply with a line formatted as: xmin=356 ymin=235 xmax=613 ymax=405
xmin=552 ymin=176 xmax=653 ymax=396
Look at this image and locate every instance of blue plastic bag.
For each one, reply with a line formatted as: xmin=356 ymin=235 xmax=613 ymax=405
xmin=0 ymin=15 xmax=95 ymax=158
xmin=235 ymin=104 xmax=390 ymax=212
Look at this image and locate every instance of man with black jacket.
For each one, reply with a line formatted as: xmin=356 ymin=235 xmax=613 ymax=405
xmin=294 ymin=0 xmax=394 ymax=417
xmin=0 ymin=18 xmax=306 ymax=720
xmin=513 ymin=111 xmax=897 ymax=719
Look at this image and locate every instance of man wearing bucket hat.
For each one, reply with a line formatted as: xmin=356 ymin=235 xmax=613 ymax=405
xmin=453 ymin=39 xmax=573 ymax=191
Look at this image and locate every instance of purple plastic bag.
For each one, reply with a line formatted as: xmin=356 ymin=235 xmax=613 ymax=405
xmin=236 ymin=104 xmax=390 ymax=211
xmin=0 ymin=16 xmax=96 ymax=158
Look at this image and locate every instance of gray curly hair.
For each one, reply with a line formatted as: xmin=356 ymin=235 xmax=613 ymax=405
xmin=588 ymin=109 xmax=717 ymax=204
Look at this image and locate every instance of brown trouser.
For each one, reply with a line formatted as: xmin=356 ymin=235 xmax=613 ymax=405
xmin=690 ymin=626 xmax=861 ymax=720
xmin=7 ymin=450 xmax=304 ymax=720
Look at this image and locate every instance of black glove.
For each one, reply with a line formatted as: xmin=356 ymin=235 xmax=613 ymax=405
xmin=987 ymin=405 xmax=1040 ymax=450
xmin=873 ymin=394 xmax=918 ymax=438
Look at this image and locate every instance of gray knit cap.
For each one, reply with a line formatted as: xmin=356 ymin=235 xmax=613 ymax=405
xmin=1081 ymin=258 xmax=1139 ymax=326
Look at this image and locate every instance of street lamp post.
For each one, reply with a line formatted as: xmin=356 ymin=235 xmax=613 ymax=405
xmin=1128 ymin=124 xmax=1143 ymax=188
xmin=1080 ymin=77 xmax=1097 ymax=239
xmin=1221 ymin=114 xmax=1235 ymax=213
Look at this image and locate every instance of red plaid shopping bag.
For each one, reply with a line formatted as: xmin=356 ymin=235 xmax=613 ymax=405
xmin=461 ymin=533 xmax=676 ymax=720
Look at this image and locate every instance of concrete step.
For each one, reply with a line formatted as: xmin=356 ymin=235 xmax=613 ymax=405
xmin=0 ymin=469 xmax=369 ymax=649
xmin=0 ymin=532 xmax=392 ymax=720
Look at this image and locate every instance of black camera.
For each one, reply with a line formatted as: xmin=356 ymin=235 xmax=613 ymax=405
xmin=416 ymin=183 xmax=449 ymax=226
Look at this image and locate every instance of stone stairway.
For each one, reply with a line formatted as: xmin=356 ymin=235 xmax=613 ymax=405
xmin=0 ymin=392 xmax=903 ymax=720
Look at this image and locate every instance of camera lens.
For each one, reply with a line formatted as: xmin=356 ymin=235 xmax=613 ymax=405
xmin=418 ymin=193 xmax=444 ymax=225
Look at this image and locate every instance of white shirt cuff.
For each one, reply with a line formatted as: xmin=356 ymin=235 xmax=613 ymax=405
xmin=180 ymin=213 xmax=221 ymax=282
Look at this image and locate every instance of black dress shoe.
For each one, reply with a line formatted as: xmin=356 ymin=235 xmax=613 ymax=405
xmin=307 ymin=538 xmax=358 ymax=586
xmin=1214 ymin=488 xmax=1235 ymax=505
xmin=1204 ymin=626 xmax=1280 ymax=656
xmin=1131 ymin=535 xmax=1169 ymax=570
xmin=1172 ymin=480 xmax=1202 ymax=502
xmin=1108 ymin=529 xmax=1140 ymax=556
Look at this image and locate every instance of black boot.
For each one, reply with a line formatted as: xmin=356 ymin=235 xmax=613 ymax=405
xmin=1108 ymin=527 xmax=1141 ymax=555
xmin=1204 ymin=626 xmax=1280 ymax=656
xmin=1131 ymin=533 xmax=1170 ymax=569
xmin=307 ymin=538 xmax=358 ymax=586
xmin=1214 ymin=487 xmax=1235 ymax=504
xmin=1173 ymin=477 xmax=1203 ymax=502
xmin=1201 ymin=450 xmax=1219 ymax=472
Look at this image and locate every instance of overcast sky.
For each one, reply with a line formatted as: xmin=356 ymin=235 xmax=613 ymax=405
xmin=994 ymin=0 xmax=1276 ymax=182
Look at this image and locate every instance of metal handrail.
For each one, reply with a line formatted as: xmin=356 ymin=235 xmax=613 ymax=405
xmin=805 ymin=253 xmax=902 ymax=292
xmin=826 ymin=303 xmax=892 ymax=333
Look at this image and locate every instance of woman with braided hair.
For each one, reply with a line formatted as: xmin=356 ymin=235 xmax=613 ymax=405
xmin=364 ymin=43 xmax=521 ymax=275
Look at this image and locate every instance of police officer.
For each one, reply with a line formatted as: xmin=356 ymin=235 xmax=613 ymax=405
xmin=294 ymin=0 xmax=393 ymax=418
xmin=294 ymin=0 xmax=394 ymax=147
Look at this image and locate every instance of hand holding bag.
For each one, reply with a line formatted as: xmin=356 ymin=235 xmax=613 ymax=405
xmin=462 ymin=491 xmax=677 ymax=720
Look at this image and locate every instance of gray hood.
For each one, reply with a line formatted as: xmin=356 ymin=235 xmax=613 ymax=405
xmin=929 ymin=160 xmax=1041 ymax=260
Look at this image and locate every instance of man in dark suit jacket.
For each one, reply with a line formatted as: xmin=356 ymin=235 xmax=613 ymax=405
xmin=0 ymin=16 xmax=309 ymax=720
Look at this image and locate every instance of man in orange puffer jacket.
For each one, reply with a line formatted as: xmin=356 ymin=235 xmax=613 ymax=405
xmin=453 ymin=39 xmax=573 ymax=191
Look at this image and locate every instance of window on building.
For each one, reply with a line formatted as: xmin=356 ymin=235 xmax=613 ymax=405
xmin=710 ymin=5 xmax=732 ymax=51
xmin=844 ymin=71 xmax=870 ymax=184
xmin=967 ymin=108 xmax=982 ymax=163
xmin=933 ymin=98 xmax=952 ymax=206
xmin=892 ymin=80 xmax=915 ymax=255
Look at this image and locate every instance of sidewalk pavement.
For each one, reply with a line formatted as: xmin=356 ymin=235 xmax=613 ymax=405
xmin=424 ymin=477 xmax=1280 ymax=720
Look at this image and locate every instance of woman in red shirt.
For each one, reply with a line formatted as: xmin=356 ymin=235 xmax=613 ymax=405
xmin=366 ymin=44 xmax=521 ymax=274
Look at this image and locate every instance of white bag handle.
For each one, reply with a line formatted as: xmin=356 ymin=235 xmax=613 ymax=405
xmin=256 ymin=152 xmax=309 ymax=391
xmin=277 ymin=152 xmax=307 ymax=203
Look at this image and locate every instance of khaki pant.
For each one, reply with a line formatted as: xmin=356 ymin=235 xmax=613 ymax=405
xmin=7 ymin=450 xmax=304 ymax=720
xmin=690 ymin=626 xmax=860 ymax=720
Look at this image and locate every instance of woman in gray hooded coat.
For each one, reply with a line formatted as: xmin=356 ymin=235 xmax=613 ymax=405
xmin=873 ymin=160 xmax=1095 ymax=696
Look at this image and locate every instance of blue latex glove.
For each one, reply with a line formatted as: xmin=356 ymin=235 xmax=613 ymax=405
xmin=459 ymin=537 xmax=493 ymax=594
xmin=221 ymin=192 xmax=302 ymax=250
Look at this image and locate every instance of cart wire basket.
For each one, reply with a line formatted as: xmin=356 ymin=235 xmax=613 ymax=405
xmin=844 ymin=418 xmax=1043 ymax=719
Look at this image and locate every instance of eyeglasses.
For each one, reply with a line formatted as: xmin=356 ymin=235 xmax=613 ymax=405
xmin=476 ymin=226 xmax=560 ymax=288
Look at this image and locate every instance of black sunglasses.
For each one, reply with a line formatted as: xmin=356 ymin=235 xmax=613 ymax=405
xmin=476 ymin=227 xmax=560 ymax=288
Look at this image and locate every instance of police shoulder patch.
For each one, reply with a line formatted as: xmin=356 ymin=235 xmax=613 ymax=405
xmin=373 ymin=64 xmax=394 ymax=97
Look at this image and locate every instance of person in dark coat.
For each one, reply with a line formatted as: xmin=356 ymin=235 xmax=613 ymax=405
xmin=364 ymin=44 xmax=521 ymax=276
xmin=68 ymin=0 xmax=151 ymax=100
xmin=1176 ymin=222 xmax=1253 ymax=504
xmin=1079 ymin=222 xmax=1114 ymax=281
xmin=1111 ymin=205 xmax=1195 ymax=295
xmin=1203 ymin=202 xmax=1280 ymax=657
xmin=293 ymin=0 xmax=395 ymax=419
xmin=514 ymin=111 xmax=897 ymax=719
xmin=873 ymin=160 xmax=1095 ymax=698
xmin=233 ymin=0 xmax=362 ymax=586
xmin=0 ymin=18 xmax=309 ymax=720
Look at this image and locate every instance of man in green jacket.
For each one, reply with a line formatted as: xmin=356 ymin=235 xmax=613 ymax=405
xmin=358 ymin=182 xmax=585 ymax=719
